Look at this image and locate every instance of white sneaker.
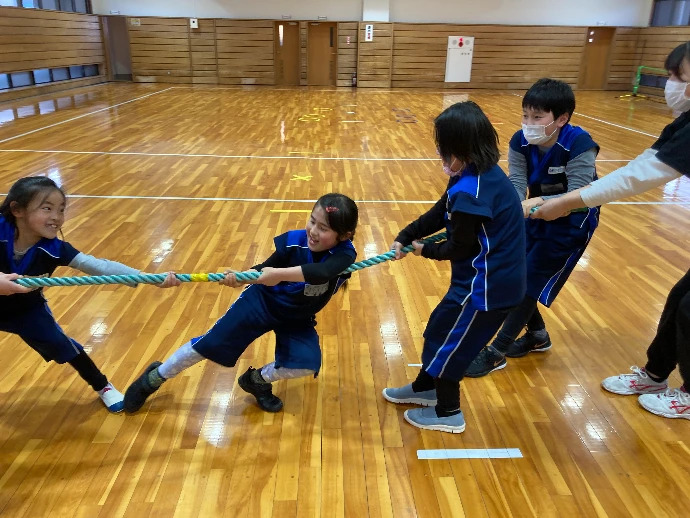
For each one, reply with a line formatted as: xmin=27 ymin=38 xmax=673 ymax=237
xmin=638 ymin=388 xmax=690 ymax=420
xmin=98 ymin=382 xmax=124 ymax=413
xmin=601 ymin=366 xmax=668 ymax=395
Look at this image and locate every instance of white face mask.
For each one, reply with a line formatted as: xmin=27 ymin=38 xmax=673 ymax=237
xmin=665 ymin=79 xmax=690 ymax=116
xmin=522 ymin=120 xmax=558 ymax=145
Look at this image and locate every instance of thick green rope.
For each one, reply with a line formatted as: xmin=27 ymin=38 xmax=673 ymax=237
xmin=13 ymin=232 xmax=448 ymax=289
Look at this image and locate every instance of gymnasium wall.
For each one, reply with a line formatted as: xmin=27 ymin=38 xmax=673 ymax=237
xmin=606 ymin=28 xmax=641 ymax=91
xmin=389 ymin=24 xmax=586 ymax=90
xmin=93 ymin=0 xmax=363 ymax=22
xmin=0 ymin=6 xmax=107 ymax=102
xmin=390 ymin=0 xmax=653 ymax=27
xmin=92 ymin=0 xmax=653 ymax=28
xmin=116 ymin=17 xmax=690 ymax=92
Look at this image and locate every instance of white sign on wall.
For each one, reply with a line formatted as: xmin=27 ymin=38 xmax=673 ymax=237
xmin=444 ymin=36 xmax=475 ymax=82
xmin=365 ymin=24 xmax=374 ymax=42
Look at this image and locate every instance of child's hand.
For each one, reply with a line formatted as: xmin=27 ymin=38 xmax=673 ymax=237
xmin=254 ymin=267 xmax=282 ymax=286
xmin=411 ymin=241 xmax=424 ymax=256
xmin=521 ymin=197 xmax=544 ymax=218
xmin=391 ymin=241 xmax=408 ymax=260
xmin=156 ymin=271 xmax=181 ymax=288
xmin=0 ymin=273 xmax=32 ymax=294
xmin=529 ymin=198 xmax=570 ymax=221
xmin=219 ymin=269 xmax=251 ymax=288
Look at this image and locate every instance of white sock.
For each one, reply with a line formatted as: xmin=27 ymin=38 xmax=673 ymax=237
xmin=159 ymin=341 xmax=205 ymax=379
xmin=259 ymin=362 xmax=315 ymax=382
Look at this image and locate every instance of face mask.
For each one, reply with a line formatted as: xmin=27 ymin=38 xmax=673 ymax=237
xmin=665 ymin=79 xmax=690 ymax=116
xmin=522 ymin=120 xmax=558 ymax=145
xmin=442 ymin=158 xmax=461 ymax=177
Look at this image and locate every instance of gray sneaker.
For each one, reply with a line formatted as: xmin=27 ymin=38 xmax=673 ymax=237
xmin=382 ymin=384 xmax=437 ymax=406
xmin=404 ymin=407 xmax=466 ymax=434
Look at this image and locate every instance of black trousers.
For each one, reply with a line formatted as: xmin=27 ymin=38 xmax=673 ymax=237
xmin=645 ymin=268 xmax=690 ymax=387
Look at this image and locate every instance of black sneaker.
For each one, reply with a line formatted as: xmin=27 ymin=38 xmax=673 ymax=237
xmin=505 ymin=331 xmax=552 ymax=358
xmin=464 ymin=346 xmax=507 ymax=378
xmin=238 ymin=367 xmax=284 ymax=413
xmin=124 ymin=361 xmax=163 ymax=413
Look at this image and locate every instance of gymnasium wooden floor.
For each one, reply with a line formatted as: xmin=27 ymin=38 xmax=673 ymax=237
xmin=0 ymin=83 xmax=689 ymax=518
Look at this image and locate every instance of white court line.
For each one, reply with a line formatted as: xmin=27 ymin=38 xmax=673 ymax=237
xmin=573 ymin=112 xmax=659 ymax=138
xmin=0 ymin=149 xmax=635 ymax=163
xmin=168 ymin=85 xmax=514 ymax=96
xmin=509 ymin=92 xmax=660 ymax=138
xmin=418 ymin=449 xmax=523 ymax=459
xmin=0 ymin=193 xmax=684 ymax=205
xmin=0 ymin=87 xmax=174 ymax=145
xmin=408 ymin=363 xmax=423 ymax=367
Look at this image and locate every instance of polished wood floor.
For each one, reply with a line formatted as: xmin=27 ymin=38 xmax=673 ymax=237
xmin=0 ymin=84 xmax=689 ymax=518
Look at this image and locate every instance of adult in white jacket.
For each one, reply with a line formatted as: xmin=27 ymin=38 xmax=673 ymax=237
xmin=532 ymin=42 xmax=690 ymax=420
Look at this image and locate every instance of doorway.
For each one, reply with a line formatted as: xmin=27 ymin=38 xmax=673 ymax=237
xmin=307 ymin=22 xmax=337 ymax=86
xmin=578 ymin=27 xmax=615 ymax=90
xmin=275 ymin=21 xmax=300 ymax=86
xmin=103 ymin=16 xmax=132 ymax=81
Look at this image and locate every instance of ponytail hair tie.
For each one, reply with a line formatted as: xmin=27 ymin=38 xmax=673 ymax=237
xmin=325 ymin=206 xmax=339 ymax=213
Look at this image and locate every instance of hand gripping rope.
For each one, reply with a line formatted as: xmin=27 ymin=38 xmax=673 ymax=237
xmin=13 ymin=232 xmax=448 ymax=289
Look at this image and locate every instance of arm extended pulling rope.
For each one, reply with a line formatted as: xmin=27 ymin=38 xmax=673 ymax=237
xmin=13 ymin=231 xmax=448 ymax=288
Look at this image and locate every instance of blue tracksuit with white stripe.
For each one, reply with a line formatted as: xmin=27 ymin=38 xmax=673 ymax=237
xmin=398 ymin=165 xmax=526 ymax=381
xmin=191 ymin=230 xmax=356 ymax=374
xmin=510 ymin=124 xmax=600 ymax=306
xmin=0 ymin=215 xmax=84 ymax=364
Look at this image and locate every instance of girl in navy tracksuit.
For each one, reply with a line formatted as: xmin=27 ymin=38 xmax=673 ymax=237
xmin=383 ymin=101 xmax=526 ymax=433
xmin=124 ymin=193 xmax=358 ymax=414
xmin=0 ymin=177 xmax=178 ymax=413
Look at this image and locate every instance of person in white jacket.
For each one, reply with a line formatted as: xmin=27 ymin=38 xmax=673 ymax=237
xmin=531 ymin=42 xmax=690 ymax=420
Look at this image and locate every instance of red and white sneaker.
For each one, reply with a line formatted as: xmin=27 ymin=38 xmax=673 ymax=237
xmin=601 ymin=366 xmax=668 ymax=395
xmin=98 ymin=383 xmax=124 ymax=413
xmin=638 ymin=388 xmax=690 ymax=420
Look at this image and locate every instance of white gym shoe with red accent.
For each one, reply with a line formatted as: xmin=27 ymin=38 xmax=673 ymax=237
xmin=98 ymin=382 xmax=124 ymax=413
xmin=601 ymin=366 xmax=668 ymax=395
xmin=638 ymin=388 xmax=690 ymax=420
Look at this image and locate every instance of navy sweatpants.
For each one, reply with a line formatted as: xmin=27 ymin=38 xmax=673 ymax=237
xmin=191 ymin=285 xmax=322 ymax=373
xmin=0 ymin=303 xmax=83 ymax=364
xmin=423 ymin=294 xmax=509 ymax=382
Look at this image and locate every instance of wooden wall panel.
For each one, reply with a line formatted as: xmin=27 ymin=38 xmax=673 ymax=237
xmin=635 ymin=27 xmax=690 ymax=96
xmin=357 ymin=22 xmax=393 ymax=88
xmin=391 ymin=24 xmax=587 ymax=89
xmin=299 ymin=21 xmax=308 ymax=86
xmin=191 ymin=19 xmax=218 ymax=85
xmin=128 ymin=17 xmax=191 ymax=83
xmin=216 ymin=20 xmax=274 ymax=86
xmin=606 ymin=28 xmax=641 ymax=90
xmin=0 ymin=6 xmax=105 ymax=85
xmin=638 ymin=27 xmax=690 ymax=69
xmin=337 ymin=22 xmax=358 ymax=87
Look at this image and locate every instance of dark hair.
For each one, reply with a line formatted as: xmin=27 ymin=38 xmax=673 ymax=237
xmin=665 ymin=42 xmax=690 ymax=77
xmin=434 ymin=101 xmax=500 ymax=174
xmin=0 ymin=176 xmax=66 ymax=229
xmin=522 ymin=78 xmax=576 ymax=123
xmin=314 ymin=193 xmax=358 ymax=240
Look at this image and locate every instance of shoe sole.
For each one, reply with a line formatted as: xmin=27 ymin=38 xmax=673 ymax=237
xmin=464 ymin=360 xmax=507 ymax=378
xmin=638 ymin=398 xmax=690 ymax=419
xmin=107 ymin=403 xmax=125 ymax=414
xmin=382 ymin=389 xmax=437 ymax=407
xmin=601 ymin=382 xmax=668 ymax=396
xmin=506 ymin=342 xmax=552 ymax=359
xmin=403 ymin=410 xmax=466 ymax=433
